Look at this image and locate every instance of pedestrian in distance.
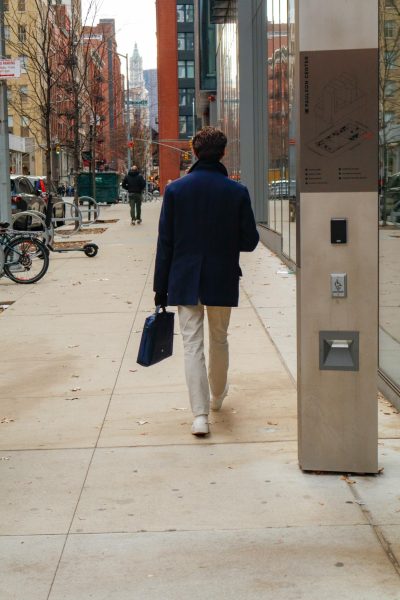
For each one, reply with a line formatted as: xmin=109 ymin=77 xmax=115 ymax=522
xmin=122 ymin=165 xmax=146 ymax=225
xmin=153 ymin=126 xmax=259 ymax=436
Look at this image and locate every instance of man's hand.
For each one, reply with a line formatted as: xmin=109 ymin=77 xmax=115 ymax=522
xmin=154 ymin=292 xmax=168 ymax=308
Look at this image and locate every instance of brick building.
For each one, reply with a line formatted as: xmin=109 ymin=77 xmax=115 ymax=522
xmin=156 ymin=0 xmax=195 ymax=191
xmin=82 ymin=19 xmax=125 ymax=172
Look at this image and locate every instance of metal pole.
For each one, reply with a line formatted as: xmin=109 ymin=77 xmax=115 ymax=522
xmin=0 ymin=0 xmax=11 ymax=223
xmin=126 ymin=53 xmax=131 ymax=168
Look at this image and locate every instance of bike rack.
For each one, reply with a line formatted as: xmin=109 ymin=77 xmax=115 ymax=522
xmin=51 ymin=201 xmax=82 ymax=236
xmin=11 ymin=210 xmax=53 ymax=246
xmin=78 ymin=196 xmax=100 ymax=226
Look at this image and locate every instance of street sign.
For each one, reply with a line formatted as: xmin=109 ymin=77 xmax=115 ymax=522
xmin=0 ymin=59 xmax=21 ymax=79
xmin=130 ymin=99 xmax=148 ymax=106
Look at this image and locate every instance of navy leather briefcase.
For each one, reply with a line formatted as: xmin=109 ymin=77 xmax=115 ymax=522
xmin=137 ymin=306 xmax=175 ymax=367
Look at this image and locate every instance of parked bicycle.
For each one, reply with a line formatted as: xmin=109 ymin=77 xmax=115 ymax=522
xmin=0 ymin=222 xmax=50 ymax=284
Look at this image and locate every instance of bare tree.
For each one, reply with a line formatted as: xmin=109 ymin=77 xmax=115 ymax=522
xmin=379 ymin=0 xmax=400 ymax=223
xmin=6 ymin=0 xmax=72 ymax=188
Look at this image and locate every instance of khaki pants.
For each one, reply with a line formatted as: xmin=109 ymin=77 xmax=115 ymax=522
xmin=178 ymin=304 xmax=232 ymax=417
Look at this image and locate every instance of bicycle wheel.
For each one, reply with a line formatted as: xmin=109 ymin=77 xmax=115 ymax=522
xmin=3 ymin=237 xmax=49 ymax=284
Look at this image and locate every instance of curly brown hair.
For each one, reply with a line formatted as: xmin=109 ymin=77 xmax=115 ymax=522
xmin=192 ymin=126 xmax=227 ymax=162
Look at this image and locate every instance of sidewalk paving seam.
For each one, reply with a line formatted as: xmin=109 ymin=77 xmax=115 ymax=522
xmin=45 ymin=246 xmax=157 ymax=600
xmin=347 ymin=482 xmax=400 ymax=578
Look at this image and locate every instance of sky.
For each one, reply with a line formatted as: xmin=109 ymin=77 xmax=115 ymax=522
xmin=82 ymin=0 xmax=157 ymax=71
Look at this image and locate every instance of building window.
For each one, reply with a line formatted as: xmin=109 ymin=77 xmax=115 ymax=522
xmin=385 ymin=50 xmax=397 ymax=68
xmin=178 ymin=60 xmax=195 ymax=79
xmin=178 ymin=32 xmax=194 ymax=52
xmin=179 ymin=115 xmax=193 ymax=137
xmin=4 ymin=25 xmax=10 ymax=40
xmin=384 ymin=111 xmax=395 ymax=124
xmin=20 ymin=115 xmax=29 ymax=137
xmin=179 ymin=88 xmax=195 ymax=107
xmin=385 ymin=20 xmax=396 ymax=38
xmin=19 ymin=55 xmax=28 ymax=73
xmin=18 ymin=0 xmax=25 ymax=10
xmin=4 ymin=0 xmax=9 ymax=10
xmin=18 ymin=25 xmax=26 ymax=43
xmin=19 ymin=85 xmax=28 ymax=101
xmin=384 ymin=80 xmax=397 ymax=96
xmin=177 ymin=4 xmax=194 ymax=23
xmin=7 ymin=115 xmax=13 ymax=134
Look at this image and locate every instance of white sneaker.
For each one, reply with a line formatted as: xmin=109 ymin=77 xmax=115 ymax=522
xmin=211 ymin=384 xmax=229 ymax=412
xmin=191 ymin=415 xmax=209 ymax=436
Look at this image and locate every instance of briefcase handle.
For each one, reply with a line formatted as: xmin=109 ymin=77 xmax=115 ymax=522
xmin=155 ymin=305 xmax=167 ymax=314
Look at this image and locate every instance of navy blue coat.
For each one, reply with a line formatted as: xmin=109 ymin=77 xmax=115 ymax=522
xmin=153 ymin=160 xmax=259 ymax=307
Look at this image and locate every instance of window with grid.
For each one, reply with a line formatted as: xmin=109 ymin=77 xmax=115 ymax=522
xmin=385 ymin=20 xmax=396 ymax=38
xmin=8 ymin=115 xmax=13 ymax=134
xmin=18 ymin=0 xmax=25 ymax=10
xmin=4 ymin=0 xmax=9 ymax=10
xmin=179 ymin=115 xmax=193 ymax=137
xmin=179 ymin=88 xmax=195 ymax=107
xmin=18 ymin=25 xmax=26 ymax=43
xmin=177 ymin=4 xmax=194 ymax=23
xmin=178 ymin=32 xmax=194 ymax=51
xmin=178 ymin=60 xmax=194 ymax=79
xmin=4 ymin=25 xmax=10 ymax=40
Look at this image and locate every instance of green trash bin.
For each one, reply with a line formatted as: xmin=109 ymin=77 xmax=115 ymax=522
xmin=77 ymin=172 xmax=120 ymax=204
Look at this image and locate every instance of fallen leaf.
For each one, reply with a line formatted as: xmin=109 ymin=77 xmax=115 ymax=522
xmin=71 ymin=387 xmax=81 ymax=392
xmin=129 ymin=369 xmax=138 ymax=373
xmin=172 ymin=407 xmax=187 ymax=411
xmin=267 ymin=421 xmax=278 ymax=426
xmin=65 ymin=397 xmax=79 ymax=401
xmin=1 ymin=417 xmax=14 ymax=424
xmin=67 ymin=345 xmax=79 ymax=348
xmin=0 ymin=456 xmax=10 ymax=461
xmin=340 ymin=475 xmax=356 ymax=484
xmin=137 ymin=420 xmax=149 ymax=426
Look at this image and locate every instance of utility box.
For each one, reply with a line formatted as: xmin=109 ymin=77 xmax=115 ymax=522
xmin=296 ymin=0 xmax=378 ymax=473
xmin=77 ymin=172 xmax=120 ymax=204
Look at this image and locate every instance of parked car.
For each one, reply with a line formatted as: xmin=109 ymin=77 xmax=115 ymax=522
xmin=10 ymin=175 xmax=45 ymax=214
xmin=26 ymin=176 xmax=65 ymax=220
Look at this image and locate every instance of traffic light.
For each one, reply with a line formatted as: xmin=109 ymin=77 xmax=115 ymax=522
xmin=128 ymin=141 xmax=134 ymax=148
xmin=55 ymin=144 xmax=61 ymax=155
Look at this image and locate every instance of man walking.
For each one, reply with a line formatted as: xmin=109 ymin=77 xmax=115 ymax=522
xmin=153 ymin=127 xmax=259 ymax=436
xmin=122 ymin=165 xmax=146 ymax=225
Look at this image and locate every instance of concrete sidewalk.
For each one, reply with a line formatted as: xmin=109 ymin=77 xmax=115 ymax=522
xmin=1 ymin=202 xmax=399 ymax=599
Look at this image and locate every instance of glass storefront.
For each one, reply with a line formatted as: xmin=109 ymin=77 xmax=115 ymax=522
xmin=216 ymin=6 xmax=240 ymax=179
xmin=214 ymin=0 xmax=399 ymax=397
xmin=379 ymin=0 xmax=400 ymax=393
xmin=266 ymin=0 xmax=296 ymax=263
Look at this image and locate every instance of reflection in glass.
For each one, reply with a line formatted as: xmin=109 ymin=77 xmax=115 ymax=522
xmin=266 ymin=0 xmax=295 ymax=259
xmin=379 ymin=1 xmax=400 ymax=392
xmin=217 ymin=13 xmax=240 ymax=179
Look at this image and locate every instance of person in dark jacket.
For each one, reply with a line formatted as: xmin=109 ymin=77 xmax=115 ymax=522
xmin=122 ymin=165 xmax=146 ymax=225
xmin=154 ymin=127 xmax=259 ymax=436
